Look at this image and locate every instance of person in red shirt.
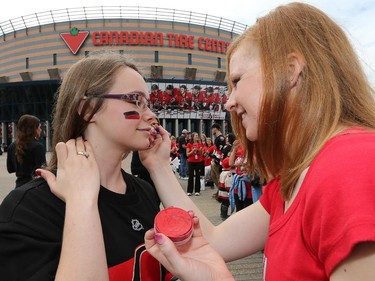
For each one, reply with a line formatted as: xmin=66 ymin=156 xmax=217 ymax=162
xmin=163 ymin=84 xmax=178 ymax=110
xmin=175 ymin=85 xmax=193 ymax=110
xmin=228 ymin=140 xmax=252 ymax=212
xmin=169 ymin=135 xmax=178 ymax=160
xmin=186 ymin=132 xmax=204 ymax=196
xmin=149 ymin=84 xmax=163 ymax=111
xmin=143 ymin=3 xmax=375 ymax=281
xmin=202 ymin=86 xmax=215 ymax=110
xmin=217 ymin=88 xmax=228 ymax=111
xmin=212 ymin=87 xmax=221 ymax=111
xmin=218 ymin=157 xmax=232 ymax=220
xmin=191 ymin=85 xmax=203 ymax=110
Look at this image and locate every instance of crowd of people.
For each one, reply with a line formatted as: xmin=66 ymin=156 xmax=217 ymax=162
xmin=149 ymin=84 xmax=228 ymax=112
xmin=171 ymin=123 xmax=262 ymax=219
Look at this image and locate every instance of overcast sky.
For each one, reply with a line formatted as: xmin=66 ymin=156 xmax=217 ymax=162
xmin=1 ymin=0 xmax=374 ymax=87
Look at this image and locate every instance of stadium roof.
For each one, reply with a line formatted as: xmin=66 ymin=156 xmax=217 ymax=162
xmin=0 ymin=6 xmax=248 ymax=39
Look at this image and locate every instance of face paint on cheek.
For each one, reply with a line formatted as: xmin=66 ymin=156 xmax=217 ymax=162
xmin=123 ymin=111 xmax=140 ymax=120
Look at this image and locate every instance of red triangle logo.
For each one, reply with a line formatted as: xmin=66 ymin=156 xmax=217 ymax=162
xmin=60 ymin=28 xmax=90 ymax=55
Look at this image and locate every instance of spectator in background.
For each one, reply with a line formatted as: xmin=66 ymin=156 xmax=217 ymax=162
xmin=210 ymin=123 xmax=226 ymax=194
xmin=200 ymin=133 xmax=208 ymax=147
xmin=218 ymin=157 xmax=233 ymax=220
xmin=178 ymin=129 xmax=189 ymax=180
xmin=186 ymin=132 xmax=204 ymax=196
xmin=203 ymin=137 xmax=215 ymax=188
xmin=229 ymin=140 xmax=252 ymax=212
xmin=170 ymin=135 xmax=178 ymax=161
xmin=222 ymin=133 xmax=235 ymax=160
xmin=6 ymin=114 xmax=46 ymax=188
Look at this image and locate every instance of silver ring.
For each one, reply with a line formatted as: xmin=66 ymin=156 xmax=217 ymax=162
xmin=77 ymin=151 xmax=90 ymax=158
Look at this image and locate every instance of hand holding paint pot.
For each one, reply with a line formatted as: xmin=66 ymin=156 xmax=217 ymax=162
xmin=146 ymin=209 xmax=235 ymax=281
xmin=154 ymin=207 xmax=193 ymax=245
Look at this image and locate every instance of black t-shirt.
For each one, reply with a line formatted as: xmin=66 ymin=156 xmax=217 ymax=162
xmin=178 ymin=135 xmax=187 ymax=155
xmin=0 ymin=171 xmax=171 ymax=281
xmin=214 ymin=134 xmax=226 ymax=153
xmin=222 ymin=144 xmax=233 ymax=159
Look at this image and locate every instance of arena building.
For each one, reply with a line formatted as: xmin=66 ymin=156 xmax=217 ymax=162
xmin=0 ymin=6 xmax=247 ymax=150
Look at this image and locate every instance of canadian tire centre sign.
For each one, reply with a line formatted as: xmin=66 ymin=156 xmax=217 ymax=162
xmin=60 ymin=27 xmax=230 ymax=55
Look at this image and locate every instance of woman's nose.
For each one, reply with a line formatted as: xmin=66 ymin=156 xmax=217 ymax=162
xmin=143 ymin=107 xmax=157 ymax=121
xmin=225 ymin=94 xmax=236 ymax=112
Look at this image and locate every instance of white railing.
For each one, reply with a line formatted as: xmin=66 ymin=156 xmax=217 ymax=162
xmin=0 ymin=6 xmax=248 ymax=38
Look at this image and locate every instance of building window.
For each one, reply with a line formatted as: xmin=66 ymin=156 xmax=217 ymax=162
xmin=53 ymin=54 xmax=57 ymax=66
xmin=26 ymin=57 xmax=29 ymax=69
xmin=217 ymin=57 xmax=221 ymax=69
xmin=188 ymin=53 xmax=192 ymax=65
xmin=85 ymin=51 xmax=90 ymax=57
xmin=154 ymin=51 xmax=159 ymax=63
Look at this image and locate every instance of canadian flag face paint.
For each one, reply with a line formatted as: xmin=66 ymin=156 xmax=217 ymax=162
xmin=123 ymin=111 xmax=140 ymax=119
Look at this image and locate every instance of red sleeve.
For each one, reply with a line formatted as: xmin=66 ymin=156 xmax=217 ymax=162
xmin=303 ymin=133 xmax=375 ymax=275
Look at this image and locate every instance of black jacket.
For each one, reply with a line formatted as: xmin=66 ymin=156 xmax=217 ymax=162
xmin=6 ymin=140 xmax=46 ymax=188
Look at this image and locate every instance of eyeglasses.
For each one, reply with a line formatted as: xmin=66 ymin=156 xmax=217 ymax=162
xmin=91 ymin=91 xmax=150 ymax=110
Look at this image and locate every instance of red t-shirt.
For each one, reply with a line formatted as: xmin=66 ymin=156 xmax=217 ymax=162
xmin=260 ymin=130 xmax=375 ymax=280
xmin=186 ymin=142 xmax=204 ymax=162
xmin=204 ymin=145 xmax=215 ymax=166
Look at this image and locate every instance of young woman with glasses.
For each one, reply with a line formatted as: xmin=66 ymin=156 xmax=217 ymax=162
xmin=0 ymin=52 xmax=174 ymax=280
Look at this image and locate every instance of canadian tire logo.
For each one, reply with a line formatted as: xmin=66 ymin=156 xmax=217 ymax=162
xmin=60 ymin=27 xmax=89 ymax=55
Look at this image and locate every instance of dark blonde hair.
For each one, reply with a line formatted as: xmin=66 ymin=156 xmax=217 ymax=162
xmin=48 ymin=52 xmax=140 ymax=171
xmin=227 ymin=2 xmax=375 ymax=199
xmin=15 ymin=114 xmax=40 ymax=163
xmin=189 ymin=132 xmax=199 ymax=144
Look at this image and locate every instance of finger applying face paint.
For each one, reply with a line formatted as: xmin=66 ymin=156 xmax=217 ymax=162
xmin=123 ymin=111 xmax=140 ymax=119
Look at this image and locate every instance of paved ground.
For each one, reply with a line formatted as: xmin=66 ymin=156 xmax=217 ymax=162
xmin=0 ymin=152 xmax=263 ymax=280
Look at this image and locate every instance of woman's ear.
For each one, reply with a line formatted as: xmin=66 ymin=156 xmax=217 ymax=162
xmin=78 ymin=97 xmax=96 ymax=123
xmin=287 ymin=52 xmax=305 ymax=88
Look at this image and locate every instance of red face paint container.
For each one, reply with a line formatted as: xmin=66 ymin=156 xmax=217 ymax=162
xmin=154 ymin=207 xmax=193 ymax=245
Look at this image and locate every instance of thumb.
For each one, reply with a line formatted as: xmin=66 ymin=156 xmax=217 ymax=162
xmin=152 ymin=233 xmax=186 ymax=276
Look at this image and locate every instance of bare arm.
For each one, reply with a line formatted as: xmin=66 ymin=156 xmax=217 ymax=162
xmin=330 ymin=242 xmax=375 ymax=281
xmin=38 ymin=138 xmax=108 ymax=281
xmin=211 ymin=201 xmax=269 ymax=261
xmin=142 ymin=127 xmax=269 ymax=261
